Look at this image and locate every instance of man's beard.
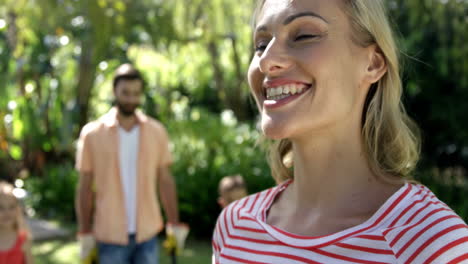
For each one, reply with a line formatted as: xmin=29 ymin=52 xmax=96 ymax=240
xmin=116 ymin=102 xmax=139 ymax=117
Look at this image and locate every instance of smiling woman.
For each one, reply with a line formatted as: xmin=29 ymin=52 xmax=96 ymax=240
xmin=212 ymin=0 xmax=468 ymax=263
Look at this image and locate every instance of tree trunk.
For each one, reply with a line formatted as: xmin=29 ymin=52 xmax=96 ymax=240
xmin=207 ymin=39 xmax=252 ymax=121
xmin=207 ymin=41 xmax=226 ymax=103
xmin=229 ymin=35 xmax=249 ymax=121
xmin=76 ymin=42 xmax=96 ymax=129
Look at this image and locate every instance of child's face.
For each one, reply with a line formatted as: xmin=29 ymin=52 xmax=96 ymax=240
xmin=219 ymin=188 xmax=248 ymax=208
xmin=226 ymin=189 xmax=248 ymax=203
xmin=0 ymin=194 xmax=18 ymax=229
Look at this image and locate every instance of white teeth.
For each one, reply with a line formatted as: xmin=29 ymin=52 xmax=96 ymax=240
xmin=276 ymin=87 xmax=282 ymax=96
xmin=265 ymin=84 xmax=309 ymax=100
xmin=291 ymin=85 xmax=297 ymax=94
xmin=272 ymin=94 xmax=288 ymax=100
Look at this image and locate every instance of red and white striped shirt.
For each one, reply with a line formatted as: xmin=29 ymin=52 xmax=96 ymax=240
xmin=212 ymin=181 xmax=468 ymax=264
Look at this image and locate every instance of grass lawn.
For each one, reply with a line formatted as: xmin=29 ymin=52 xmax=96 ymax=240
xmin=32 ymin=238 xmax=212 ymax=264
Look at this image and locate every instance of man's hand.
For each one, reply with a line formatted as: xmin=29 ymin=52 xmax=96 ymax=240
xmin=78 ymin=234 xmax=96 ymax=260
xmin=164 ymin=222 xmax=190 ymax=255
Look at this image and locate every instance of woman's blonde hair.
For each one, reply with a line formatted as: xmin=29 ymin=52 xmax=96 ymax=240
xmin=0 ymin=181 xmax=29 ymax=236
xmin=254 ymin=0 xmax=421 ymax=183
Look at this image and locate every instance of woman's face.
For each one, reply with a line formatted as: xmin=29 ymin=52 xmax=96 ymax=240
xmin=248 ymin=0 xmax=377 ymax=140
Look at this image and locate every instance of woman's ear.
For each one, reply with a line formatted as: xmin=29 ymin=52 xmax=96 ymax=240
xmin=364 ymin=45 xmax=387 ymax=84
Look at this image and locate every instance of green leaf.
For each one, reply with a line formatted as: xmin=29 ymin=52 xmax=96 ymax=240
xmin=9 ymin=144 xmax=23 ymax=160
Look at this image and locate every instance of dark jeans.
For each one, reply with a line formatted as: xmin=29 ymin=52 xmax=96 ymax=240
xmin=97 ymin=234 xmax=159 ymax=264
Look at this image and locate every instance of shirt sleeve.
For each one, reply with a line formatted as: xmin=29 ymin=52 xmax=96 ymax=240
xmin=388 ymin=212 xmax=468 ymax=264
xmin=75 ymin=124 xmax=94 ymax=173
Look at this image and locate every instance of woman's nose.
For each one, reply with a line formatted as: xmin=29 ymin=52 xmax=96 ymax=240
xmin=258 ymin=39 xmax=293 ymax=76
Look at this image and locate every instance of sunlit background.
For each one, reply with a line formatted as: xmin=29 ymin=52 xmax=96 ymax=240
xmin=0 ymin=0 xmax=467 ymax=263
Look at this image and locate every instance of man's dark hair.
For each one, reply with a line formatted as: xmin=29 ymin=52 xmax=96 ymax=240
xmin=112 ymin=63 xmax=144 ymax=90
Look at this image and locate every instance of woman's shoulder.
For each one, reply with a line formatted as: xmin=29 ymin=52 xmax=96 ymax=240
xmin=405 ymin=183 xmax=463 ymax=214
xmin=385 ymin=183 xmax=468 ymax=263
xmin=217 ymin=184 xmax=282 ymax=222
xmin=390 ymin=214 xmax=468 ymax=263
xmin=213 ymin=185 xmax=280 ymax=248
xmin=390 ymin=183 xmax=467 ymax=227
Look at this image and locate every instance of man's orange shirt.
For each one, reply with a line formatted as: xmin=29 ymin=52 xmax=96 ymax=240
xmin=76 ymin=107 xmax=172 ymax=245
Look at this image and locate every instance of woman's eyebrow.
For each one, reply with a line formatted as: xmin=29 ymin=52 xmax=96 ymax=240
xmin=284 ymin=11 xmax=329 ymax=25
xmin=255 ymin=11 xmax=328 ymax=34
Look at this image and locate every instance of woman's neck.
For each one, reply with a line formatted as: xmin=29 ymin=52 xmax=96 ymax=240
xmin=286 ymin=124 xmax=402 ymax=220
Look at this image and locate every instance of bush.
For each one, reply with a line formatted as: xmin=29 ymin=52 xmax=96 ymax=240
xmin=24 ymin=162 xmax=78 ymax=222
xmin=167 ymin=107 xmax=274 ymax=238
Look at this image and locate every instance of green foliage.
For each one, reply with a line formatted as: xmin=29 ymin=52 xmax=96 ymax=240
xmin=24 ymin=162 xmax=78 ymax=222
xmin=388 ymin=0 xmax=468 ymax=168
xmin=164 ymin=104 xmax=274 ymax=238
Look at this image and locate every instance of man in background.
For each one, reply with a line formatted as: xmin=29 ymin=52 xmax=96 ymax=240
xmin=75 ymin=63 xmax=180 ymax=264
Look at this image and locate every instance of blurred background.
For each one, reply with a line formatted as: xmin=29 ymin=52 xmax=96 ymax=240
xmin=0 ymin=0 xmax=466 ymax=263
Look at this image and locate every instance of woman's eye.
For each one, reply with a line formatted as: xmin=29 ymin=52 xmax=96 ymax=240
xmin=295 ymin=34 xmax=319 ymax=41
xmin=255 ymin=42 xmax=269 ymax=52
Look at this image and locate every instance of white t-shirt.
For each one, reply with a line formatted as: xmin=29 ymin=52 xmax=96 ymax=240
xmin=118 ymin=126 xmax=140 ymax=234
xmin=212 ymin=180 xmax=468 ymax=264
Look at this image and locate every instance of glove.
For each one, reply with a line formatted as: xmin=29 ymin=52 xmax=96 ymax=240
xmin=78 ymin=234 xmax=96 ymax=260
xmin=163 ymin=223 xmax=190 ymax=256
xmin=163 ymin=233 xmax=178 ymax=255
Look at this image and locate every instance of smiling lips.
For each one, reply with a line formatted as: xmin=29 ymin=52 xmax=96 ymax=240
xmin=264 ymin=83 xmax=311 ymax=101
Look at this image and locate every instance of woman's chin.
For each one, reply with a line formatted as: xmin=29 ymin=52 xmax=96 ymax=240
xmin=262 ymin=123 xmax=290 ymax=140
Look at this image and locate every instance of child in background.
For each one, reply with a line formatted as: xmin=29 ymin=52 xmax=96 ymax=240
xmin=0 ymin=181 xmax=33 ymax=264
xmin=217 ymin=175 xmax=248 ymax=208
